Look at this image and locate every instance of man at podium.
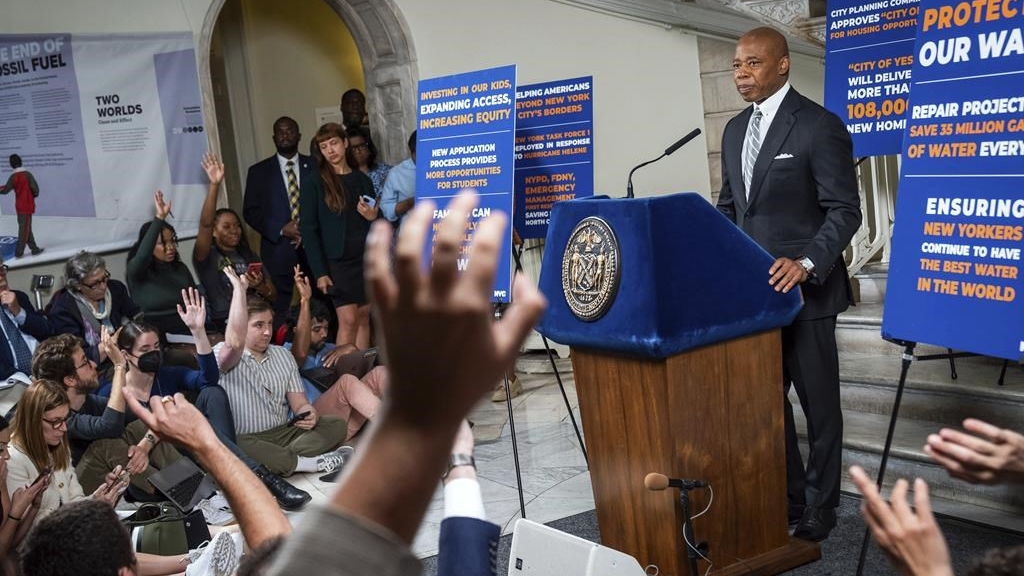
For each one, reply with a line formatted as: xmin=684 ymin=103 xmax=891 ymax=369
xmin=716 ymin=27 xmax=862 ymax=542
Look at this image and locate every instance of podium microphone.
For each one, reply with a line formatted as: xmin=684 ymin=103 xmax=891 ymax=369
xmin=644 ymin=472 xmax=707 ymax=490
xmin=626 ymin=128 xmax=702 ymax=198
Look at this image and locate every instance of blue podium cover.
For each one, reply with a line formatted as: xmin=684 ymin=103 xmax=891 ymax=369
xmin=536 ymin=193 xmax=803 ymax=358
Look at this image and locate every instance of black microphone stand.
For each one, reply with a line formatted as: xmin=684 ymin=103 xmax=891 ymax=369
xmin=625 ymin=128 xmax=702 ymax=198
xmin=679 ymin=485 xmax=702 ymax=576
xmin=626 ymin=153 xmax=667 ymax=199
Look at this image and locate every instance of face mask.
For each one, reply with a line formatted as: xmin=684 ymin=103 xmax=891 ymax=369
xmin=135 ymin=350 xmax=163 ymax=374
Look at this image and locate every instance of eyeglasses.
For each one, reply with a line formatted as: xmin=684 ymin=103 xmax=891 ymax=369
xmin=74 ymin=357 xmax=92 ymax=371
xmin=81 ymin=271 xmax=111 ymax=290
xmin=42 ymin=416 xmax=69 ymax=429
xmin=350 ymin=143 xmax=369 ymax=151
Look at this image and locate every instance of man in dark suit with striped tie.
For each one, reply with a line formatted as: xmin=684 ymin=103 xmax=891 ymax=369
xmin=0 ymin=256 xmax=50 ymax=380
xmin=243 ymin=116 xmax=316 ymax=319
xmin=716 ymin=27 xmax=862 ymax=542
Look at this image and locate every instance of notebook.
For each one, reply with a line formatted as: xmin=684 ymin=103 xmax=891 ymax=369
xmin=300 ymin=348 xmax=378 ymax=392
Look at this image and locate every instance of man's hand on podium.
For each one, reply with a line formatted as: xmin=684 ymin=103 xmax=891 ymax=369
xmin=768 ymin=257 xmax=809 ymax=293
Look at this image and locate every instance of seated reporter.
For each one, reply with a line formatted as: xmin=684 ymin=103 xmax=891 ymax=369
xmin=288 ymin=267 xmax=385 ymax=441
xmin=195 ymin=153 xmax=275 ymax=332
xmin=7 ymin=379 xmax=127 ymax=519
xmin=214 ymin=266 xmax=348 ymax=479
xmin=0 ymin=255 xmax=51 ymax=381
xmin=49 ymin=251 xmax=142 ymax=367
xmin=264 ymin=190 xmax=546 ymax=574
xmin=126 ymin=191 xmax=197 ymax=340
xmin=0 ymin=415 xmax=48 ymax=557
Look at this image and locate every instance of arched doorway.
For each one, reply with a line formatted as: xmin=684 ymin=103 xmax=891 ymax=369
xmin=196 ymin=0 xmax=418 ymax=186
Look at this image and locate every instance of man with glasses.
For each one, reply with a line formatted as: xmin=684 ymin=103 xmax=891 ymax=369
xmin=31 ymin=333 xmax=184 ymax=497
xmin=0 ymin=256 xmax=51 ymax=381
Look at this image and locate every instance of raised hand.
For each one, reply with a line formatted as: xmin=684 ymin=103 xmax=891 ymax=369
xmin=925 ymin=419 xmax=1024 ymax=485
xmin=0 ymin=290 xmax=20 ymax=316
xmin=177 ymin=287 xmax=207 ymax=331
xmin=223 ymin=265 xmax=250 ymax=292
xmin=364 ymin=189 xmax=546 ymax=429
xmin=294 ymin=265 xmax=312 ymax=302
xmin=202 ymin=152 xmax=225 ymax=186
xmin=98 ymin=326 xmax=124 ymax=367
xmin=154 ymin=190 xmax=172 ymax=220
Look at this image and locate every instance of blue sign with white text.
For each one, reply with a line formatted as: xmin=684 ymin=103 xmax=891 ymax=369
xmin=513 ymin=76 xmax=594 ymax=239
xmin=882 ymin=0 xmax=1024 ymax=360
xmin=416 ymin=65 xmax=517 ymax=303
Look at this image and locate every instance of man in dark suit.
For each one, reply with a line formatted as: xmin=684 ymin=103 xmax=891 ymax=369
xmin=243 ymin=116 xmax=316 ymax=320
xmin=716 ymin=27 xmax=862 ymax=542
xmin=0 ymin=256 xmax=50 ymax=380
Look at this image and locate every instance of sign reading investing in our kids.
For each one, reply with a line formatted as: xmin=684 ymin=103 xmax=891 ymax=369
xmin=882 ymin=0 xmax=1024 ymax=360
xmin=416 ymin=64 xmax=517 ymax=303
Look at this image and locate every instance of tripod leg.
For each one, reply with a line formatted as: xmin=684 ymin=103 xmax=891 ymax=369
xmin=541 ymin=335 xmax=588 ymax=463
xmin=503 ymin=368 xmax=528 ymax=520
xmin=855 ymin=342 xmax=916 ymax=576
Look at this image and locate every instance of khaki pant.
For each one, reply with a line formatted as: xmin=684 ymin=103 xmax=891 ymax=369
xmin=237 ymin=416 xmax=347 ymax=476
xmin=313 ymin=365 xmax=387 ymax=440
xmin=76 ymin=420 xmax=185 ymax=495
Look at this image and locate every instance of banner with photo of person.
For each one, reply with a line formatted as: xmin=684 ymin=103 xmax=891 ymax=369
xmin=881 ymin=0 xmax=1024 ymax=360
xmin=0 ymin=32 xmax=207 ymax=263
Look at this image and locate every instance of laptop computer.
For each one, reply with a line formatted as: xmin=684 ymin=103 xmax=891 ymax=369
xmin=300 ymin=348 xmax=378 ymax=393
xmin=147 ymin=457 xmax=216 ymax=512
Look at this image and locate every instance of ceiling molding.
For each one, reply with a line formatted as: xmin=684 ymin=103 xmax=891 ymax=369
xmin=551 ymin=0 xmax=825 ymax=57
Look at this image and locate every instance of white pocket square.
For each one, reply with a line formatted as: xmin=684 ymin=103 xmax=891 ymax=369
xmin=774 ymin=153 xmax=794 ymax=159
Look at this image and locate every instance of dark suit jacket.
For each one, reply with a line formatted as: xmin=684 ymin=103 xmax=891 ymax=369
xmin=717 ymin=88 xmax=862 ymax=320
xmin=243 ymin=154 xmax=316 ymax=277
xmin=48 ymin=280 xmax=141 ymax=362
xmin=0 ymin=291 xmax=51 ymax=379
xmin=437 ymin=517 xmax=500 ymax=576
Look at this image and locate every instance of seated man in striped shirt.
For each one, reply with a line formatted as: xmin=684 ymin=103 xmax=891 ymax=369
xmin=214 ymin=267 xmax=349 ymax=479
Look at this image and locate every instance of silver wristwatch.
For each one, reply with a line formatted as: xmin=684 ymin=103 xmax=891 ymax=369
xmin=797 ymin=256 xmax=815 ymax=275
xmin=442 ymin=453 xmax=476 ymax=479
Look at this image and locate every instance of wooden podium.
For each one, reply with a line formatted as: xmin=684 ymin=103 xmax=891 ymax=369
xmin=537 ymin=194 xmax=820 ymax=575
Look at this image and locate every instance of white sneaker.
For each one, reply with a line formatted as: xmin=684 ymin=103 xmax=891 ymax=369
xmin=315 ymin=446 xmax=355 ymax=473
xmin=185 ymin=531 xmax=239 ymax=576
xmin=196 ymin=493 xmax=235 ymax=526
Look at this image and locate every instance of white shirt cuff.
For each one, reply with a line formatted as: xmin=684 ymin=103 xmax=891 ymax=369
xmin=443 ymin=477 xmax=487 ymax=520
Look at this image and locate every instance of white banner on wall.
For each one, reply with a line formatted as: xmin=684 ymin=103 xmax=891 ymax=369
xmin=0 ymin=32 xmax=207 ymax=264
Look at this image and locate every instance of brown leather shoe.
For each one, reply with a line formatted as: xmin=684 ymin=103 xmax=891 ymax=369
xmin=491 ymin=374 xmax=522 ymax=402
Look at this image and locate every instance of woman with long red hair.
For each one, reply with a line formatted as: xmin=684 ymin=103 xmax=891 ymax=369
xmin=300 ymin=123 xmax=378 ymax=348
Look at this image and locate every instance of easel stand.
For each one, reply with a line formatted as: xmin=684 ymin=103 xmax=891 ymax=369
xmin=494 ymin=241 xmax=590 ymax=520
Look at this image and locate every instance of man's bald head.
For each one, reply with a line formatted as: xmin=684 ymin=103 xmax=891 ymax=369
xmin=733 ymin=27 xmax=791 ymax=103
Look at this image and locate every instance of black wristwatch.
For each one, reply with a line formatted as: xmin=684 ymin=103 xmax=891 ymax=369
xmin=442 ymin=453 xmax=475 ymax=479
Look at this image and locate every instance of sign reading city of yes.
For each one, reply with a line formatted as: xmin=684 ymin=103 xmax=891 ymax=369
xmin=882 ymin=0 xmax=1024 ymax=360
xmin=0 ymin=33 xmax=207 ymax=262
xmin=825 ymin=0 xmax=920 ymax=156
xmin=416 ymin=65 xmax=517 ymax=303
xmin=513 ymin=76 xmax=594 ymax=239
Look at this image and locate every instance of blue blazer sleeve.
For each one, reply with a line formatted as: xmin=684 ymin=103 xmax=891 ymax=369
xmin=437 ymin=517 xmax=500 ymax=576
xmin=17 ymin=291 xmax=51 ymax=340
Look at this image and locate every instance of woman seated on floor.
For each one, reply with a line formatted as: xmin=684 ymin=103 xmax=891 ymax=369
xmin=193 ymin=153 xmax=275 ymax=333
xmin=0 ymin=415 xmax=48 ymax=557
xmin=126 ymin=191 xmax=197 ymax=341
xmin=49 ymin=251 xmax=142 ymax=372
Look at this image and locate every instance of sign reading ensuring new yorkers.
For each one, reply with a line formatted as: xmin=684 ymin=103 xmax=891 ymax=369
xmin=882 ymin=0 xmax=1024 ymax=360
xmin=825 ymin=0 xmax=920 ymax=156
xmin=513 ymin=76 xmax=594 ymax=239
xmin=416 ymin=65 xmax=517 ymax=303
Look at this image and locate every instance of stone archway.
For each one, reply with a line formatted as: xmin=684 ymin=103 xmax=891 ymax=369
xmin=196 ymin=0 xmax=419 ymax=166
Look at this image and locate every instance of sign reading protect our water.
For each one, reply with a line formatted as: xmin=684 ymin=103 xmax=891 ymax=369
xmin=882 ymin=0 xmax=1024 ymax=360
xmin=513 ymin=76 xmax=594 ymax=239
xmin=416 ymin=64 xmax=517 ymax=303
xmin=825 ymin=0 xmax=920 ymax=156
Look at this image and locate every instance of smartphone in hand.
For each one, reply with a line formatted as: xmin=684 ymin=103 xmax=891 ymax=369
xmin=30 ymin=467 xmax=52 ymax=487
xmin=360 ymin=195 xmax=377 ymax=208
xmin=287 ymin=411 xmax=311 ymax=427
xmin=247 ymin=262 xmax=263 ymax=277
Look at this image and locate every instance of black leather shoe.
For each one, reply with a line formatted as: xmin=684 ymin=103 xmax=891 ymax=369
xmin=788 ymin=504 xmax=806 ymax=529
xmin=253 ymin=464 xmax=311 ymax=511
xmin=793 ymin=507 xmax=837 ymax=542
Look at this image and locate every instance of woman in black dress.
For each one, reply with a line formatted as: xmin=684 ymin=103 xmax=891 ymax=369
xmin=301 ymin=123 xmax=378 ymax=348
